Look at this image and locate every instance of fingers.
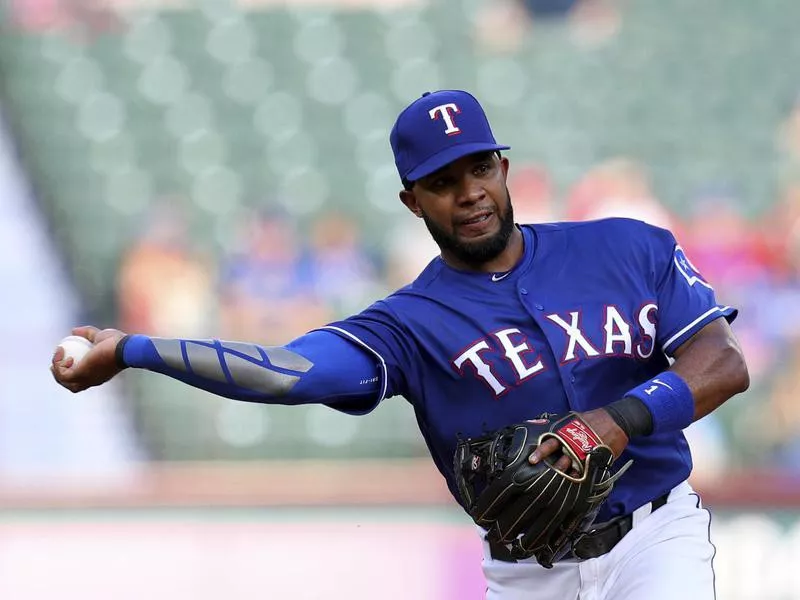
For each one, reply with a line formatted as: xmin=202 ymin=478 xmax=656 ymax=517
xmin=553 ymin=455 xmax=573 ymax=473
xmin=50 ymin=358 xmax=86 ymax=393
xmin=51 ymin=354 xmax=74 ymax=371
xmin=529 ymin=438 xmax=575 ymax=473
xmin=51 ymin=356 xmax=75 ymax=379
xmin=529 ymin=438 xmax=561 ymax=464
xmin=72 ymin=325 xmax=100 ymax=343
xmin=51 ymin=338 xmax=84 ymax=389
xmin=52 ymin=346 xmax=65 ymax=363
xmin=51 ymin=338 xmax=80 ymax=388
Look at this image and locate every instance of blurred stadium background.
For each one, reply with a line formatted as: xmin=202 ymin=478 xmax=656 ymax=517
xmin=0 ymin=0 xmax=799 ymax=598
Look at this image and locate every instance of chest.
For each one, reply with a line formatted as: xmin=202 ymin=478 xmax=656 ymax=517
xmin=406 ymin=284 xmax=660 ymax=436
xmin=421 ymin=284 xmax=656 ymax=379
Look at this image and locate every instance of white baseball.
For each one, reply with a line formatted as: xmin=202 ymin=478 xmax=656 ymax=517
xmin=58 ymin=335 xmax=94 ymax=365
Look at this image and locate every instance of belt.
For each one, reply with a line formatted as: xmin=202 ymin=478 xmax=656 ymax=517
xmin=488 ymin=491 xmax=670 ymax=563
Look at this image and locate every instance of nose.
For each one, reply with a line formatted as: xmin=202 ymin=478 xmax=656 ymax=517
xmin=455 ymin=174 xmax=486 ymax=205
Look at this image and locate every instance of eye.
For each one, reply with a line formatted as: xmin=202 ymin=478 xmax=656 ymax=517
xmin=474 ymin=162 xmax=492 ymax=176
xmin=430 ymin=176 xmax=452 ymax=190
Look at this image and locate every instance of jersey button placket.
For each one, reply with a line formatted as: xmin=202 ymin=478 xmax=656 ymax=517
xmin=517 ymin=286 xmax=540 ymax=315
xmin=518 ymin=287 xmax=578 ymax=404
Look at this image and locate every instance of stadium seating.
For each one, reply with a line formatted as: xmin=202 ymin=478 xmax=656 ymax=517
xmin=1 ymin=0 xmax=798 ymax=460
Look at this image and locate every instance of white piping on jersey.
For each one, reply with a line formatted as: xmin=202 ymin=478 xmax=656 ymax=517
xmin=322 ymin=326 xmax=389 ymax=403
xmin=662 ymin=306 xmax=731 ymax=352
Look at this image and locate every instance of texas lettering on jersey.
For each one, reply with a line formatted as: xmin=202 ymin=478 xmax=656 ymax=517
xmin=453 ymin=304 xmax=657 ymax=396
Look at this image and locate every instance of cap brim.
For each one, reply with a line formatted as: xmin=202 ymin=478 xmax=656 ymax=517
xmin=405 ymin=142 xmax=511 ymax=182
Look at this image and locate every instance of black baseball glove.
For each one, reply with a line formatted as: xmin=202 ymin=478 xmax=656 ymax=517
xmin=453 ymin=412 xmax=632 ymax=568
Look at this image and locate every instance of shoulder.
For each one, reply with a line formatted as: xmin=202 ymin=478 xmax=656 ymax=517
xmin=361 ymin=280 xmax=435 ymax=322
xmin=531 ymin=217 xmax=670 ymax=238
xmin=362 ymin=261 xmax=453 ymax=325
xmin=528 ymin=218 xmax=676 ymax=254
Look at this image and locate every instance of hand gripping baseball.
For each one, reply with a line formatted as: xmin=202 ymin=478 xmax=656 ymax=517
xmin=51 ymin=326 xmax=127 ymax=393
xmin=454 ymin=413 xmax=632 ymax=568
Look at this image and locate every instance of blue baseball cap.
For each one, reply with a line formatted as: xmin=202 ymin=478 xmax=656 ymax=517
xmin=390 ymin=90 xmax=511 ymax=184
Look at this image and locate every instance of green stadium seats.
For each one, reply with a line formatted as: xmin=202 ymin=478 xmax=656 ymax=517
xmin=2 ymin=0 xmax=799 ymax=461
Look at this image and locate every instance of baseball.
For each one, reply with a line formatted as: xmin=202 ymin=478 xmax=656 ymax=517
xmin=57 ymin=335 xmax=93 ymax=365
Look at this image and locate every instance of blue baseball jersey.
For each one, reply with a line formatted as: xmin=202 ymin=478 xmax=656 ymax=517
xmin=322 ymin=218 xmax=736 ymax=522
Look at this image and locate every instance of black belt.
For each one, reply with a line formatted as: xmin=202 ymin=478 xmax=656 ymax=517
xmin=488 ymin=491 xmax=670 ymax=563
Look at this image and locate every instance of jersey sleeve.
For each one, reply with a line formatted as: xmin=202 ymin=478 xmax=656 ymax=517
xmin=317 ymin=298 xmax=414 ymax=410
xmin=652 ymin=228 xmax=738 ymax=356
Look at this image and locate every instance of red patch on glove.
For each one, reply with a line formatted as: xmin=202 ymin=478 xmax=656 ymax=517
xmin=556 ymin=418 xmax=602 ymax=461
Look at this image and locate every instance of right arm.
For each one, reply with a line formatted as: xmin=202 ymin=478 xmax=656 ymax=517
xmin=51 ymin=326 xmax=383 ymax=413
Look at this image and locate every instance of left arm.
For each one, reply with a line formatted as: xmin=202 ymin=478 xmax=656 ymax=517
xmin=668 ymin=316 xmax=749 ymax=421
xmin=534 ymin=224 xmax=749 ymax=470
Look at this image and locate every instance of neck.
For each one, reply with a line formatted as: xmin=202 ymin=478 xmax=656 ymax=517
xmin=441 ymin=226 xmax=525 ymax=273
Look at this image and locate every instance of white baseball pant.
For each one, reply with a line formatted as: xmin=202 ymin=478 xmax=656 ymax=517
xmin=480 ymin=481 xmax=716 ymax=600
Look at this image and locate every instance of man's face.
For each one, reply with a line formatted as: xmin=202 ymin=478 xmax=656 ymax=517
xmin=400 ymin=152 xmax=514 ymax=266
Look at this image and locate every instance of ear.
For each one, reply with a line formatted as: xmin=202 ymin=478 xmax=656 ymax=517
xmin=499 ymin=155 xmax=510 ymax=180
xmin=399 ymin=189 xmax=423 ymax=218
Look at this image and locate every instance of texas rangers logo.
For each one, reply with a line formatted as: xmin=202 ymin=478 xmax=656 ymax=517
xmin=429 ymin=103 xmax=462 ymax=136
xmin=674 ymin=245 xmax=712 ymax=289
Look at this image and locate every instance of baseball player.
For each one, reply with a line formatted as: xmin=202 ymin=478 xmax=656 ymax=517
xmin=52 ymin=90 xmax=749 ymax=600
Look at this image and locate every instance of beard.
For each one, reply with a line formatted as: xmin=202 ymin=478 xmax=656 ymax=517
xmin=422 ymin=189 xmax=516 ymax=267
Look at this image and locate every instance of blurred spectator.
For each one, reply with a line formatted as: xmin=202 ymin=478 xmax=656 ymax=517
xmin=117 ymin=198 xmax=216 ymax=338
xmin=218 ymin=209 xmax=331 ymax=345
xmin=757 ymin=183 xmax=800 ymax=282
xmin=740 ymin=183 xmax=800 ymax=378
xmin=472 ymin=0 xmax=532 ymax=54
xmin=563 ymin=158 xmax=680 ymax=232
xmin=567 ymin=0 xmax=622 ymax=47
xmin=508 ymin=163 xmax=557 ymax=223
xmin=384 ymin=219 xmax=441 ymax=290
xmin=747 ymin=337 xmax=800 ymax=471
xmin=473 ymin=0 xmax=621 ymax=53
xmin=9 ymin=0 xmax=122 ymax=37
xmin=522 ymin=0 xmax=581 ymax=19
xmin=681 ymin=185 xmax=771 ymax=289
xmin=684 ymin=414 xmax=730 ymax=486
xmin=302 ymin=210 xmax=384 ymax=317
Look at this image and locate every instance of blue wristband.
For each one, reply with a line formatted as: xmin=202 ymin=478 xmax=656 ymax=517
xmin=624 ymin=371 xmax=694 ymax=434
xmin=121 ymin=334 xmax=161 ymax=369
